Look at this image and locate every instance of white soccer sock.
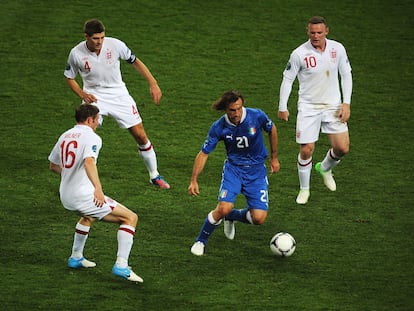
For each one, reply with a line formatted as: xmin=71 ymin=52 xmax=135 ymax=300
xmin=207 ymin=211 xmax=222 ymax=225
xmin=116 ymin=225 xmax=135 ymax=268
xmin=297 ymin=154 xmax=312 ymax=190
xmin=321 ymin=149 xmax=342 ymax=171
xmin=246 ymin=211 xmax=253 ymax=224
xmin=138 ymin=140 xmax=159 ymax=179
xmin=71 ymin=222 xmax=90 ymax=259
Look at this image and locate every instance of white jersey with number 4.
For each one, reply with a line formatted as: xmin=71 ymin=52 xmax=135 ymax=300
xmin=48 ymin=125 xmax=102 ymax=211
xmin=282 ymin=38 xmax=352 ymax=111
xmin=64 ymin=37 xmax=135 ymax=96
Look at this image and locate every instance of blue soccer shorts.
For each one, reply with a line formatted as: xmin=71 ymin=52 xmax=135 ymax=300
xmin=217 ymin=161 xmax=269 ymax=211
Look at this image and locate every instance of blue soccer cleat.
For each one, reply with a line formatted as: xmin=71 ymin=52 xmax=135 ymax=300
xmin=68 ymin=257 xmax=96 ymax=269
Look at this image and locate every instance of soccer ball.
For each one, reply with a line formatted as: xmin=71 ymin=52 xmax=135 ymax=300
xmin=270 ymin=232 xmax=296 ymax=257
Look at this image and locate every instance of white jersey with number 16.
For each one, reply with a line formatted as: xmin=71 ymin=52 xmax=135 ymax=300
xmin=48 ymin=124 xmax=102 ymax=210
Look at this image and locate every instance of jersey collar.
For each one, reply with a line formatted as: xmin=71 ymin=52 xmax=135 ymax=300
xmin=224 ymin=107 xmax=246 ymax=126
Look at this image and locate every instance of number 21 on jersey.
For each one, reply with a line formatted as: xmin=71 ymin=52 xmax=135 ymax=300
xmin=236 ymin=136 xmax=249 ymax=148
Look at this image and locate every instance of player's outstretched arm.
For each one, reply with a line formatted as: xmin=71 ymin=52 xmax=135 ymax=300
xmin=268 ymin=124 xmax=280 ymax=173
xmin=188 ymin=151 xmax=209 ymax=196
xmin=132 ymin=58 xmax=162 ymax=105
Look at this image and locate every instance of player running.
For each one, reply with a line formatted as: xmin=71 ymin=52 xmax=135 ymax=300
xmin=49 ymin=104 xmax=143 ymax=282
xmin=277 ymin=16 xmax=353 ymax=204
xmin=188 ymin=90 xmax=280 ymax=256
xmin=64 ymin=19 xmax=169 ymax=189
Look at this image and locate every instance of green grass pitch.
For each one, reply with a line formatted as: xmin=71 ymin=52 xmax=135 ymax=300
xmin=1 ymin=0 xmax=413 ymax=310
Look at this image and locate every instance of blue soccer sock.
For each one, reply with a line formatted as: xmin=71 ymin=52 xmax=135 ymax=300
xmin=195 ymin=211 xmax=221 ymax=245
xmin=225 ymin=208 xmax=250 ymax=223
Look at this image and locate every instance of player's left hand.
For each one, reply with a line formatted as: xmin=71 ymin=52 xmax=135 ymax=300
xmin=270 ymin=158 xmax=280 ymax=174
xmin=150 ymin=83 xmax=162 ymax=105
xmin=338 ymin=103 xmax=351 ymax=123
xmin=278 ymin=110 xmax=289 ymax=122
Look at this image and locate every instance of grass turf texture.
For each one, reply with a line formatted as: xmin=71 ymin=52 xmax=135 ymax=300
xmin=1 ymin=0 xmax=413 ymax=310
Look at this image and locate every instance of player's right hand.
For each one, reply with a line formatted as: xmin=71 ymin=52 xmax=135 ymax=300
xmin=82 ymin=92 xmax=98 ymax=104
xmin=93 ymin=189 xmax=106 ymax=207
xmin=188 ymin=182 xmax=200 ymax=196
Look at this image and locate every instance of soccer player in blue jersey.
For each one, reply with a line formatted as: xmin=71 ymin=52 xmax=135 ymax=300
xmin=188 ymin=90 xmax=280 ymax=256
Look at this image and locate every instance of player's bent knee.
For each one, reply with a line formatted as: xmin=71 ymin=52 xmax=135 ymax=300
xmin=300 ymin=144 xmax=314 ymax=158
xmin=128 ymin=212 xmax=138 ymax=226
xmin=79 ymin=216 xmax=95 ymax=226
xmin=334 ymin=146 xmax=349 ymax=157
xmin=251 ymin=215 xmax=267 ymax=225
xmin=250 ymin=210 xmax=267 ymax=225
xmin=119 ymin=207 xmax=138 ymax=226
xmin=342 ymin=146 xmax=350 ymax=155
xmin=216 ymin=203 xmax=233 ymax=217
xmin=252 ymin=217 xmax=266 ymax=225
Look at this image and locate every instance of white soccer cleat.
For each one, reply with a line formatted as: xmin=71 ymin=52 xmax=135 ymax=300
xmin=68 ymin=257 xmax=97 ymax=269
xmin=127 ymin=270 xmax=144 ymax=283
xmin=296 ymin=189 xmax=310 ymax=205
xmin=112 ymin=265 xmax=144 ymax=283
xmin=190 ymin=241 xmax=205 ymax=256
xmin=223 ymin=220 xmax=235 ymax=240
xmin=315 ymin=162 xmax=336 ymax=191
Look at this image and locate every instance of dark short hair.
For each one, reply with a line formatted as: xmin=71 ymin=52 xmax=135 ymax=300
xmin=212 ymin=90 xmax=244 ymax=111
xmin=83 ymin=19 xmax=105 ymax=36
xmin=75 ymin=104 xmax=99 ymax=123
xmin=308 ymin=16 xmax=327 ymax=26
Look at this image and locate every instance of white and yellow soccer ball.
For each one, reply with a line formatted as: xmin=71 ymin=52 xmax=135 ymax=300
xmin=270 ymin=232 xmax=296 ymax=257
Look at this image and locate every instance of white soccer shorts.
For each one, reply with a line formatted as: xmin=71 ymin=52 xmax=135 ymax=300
xmin=92 ymin=94 xmax=143 ymax=129
xmin=296 ymin=106 xmax=348 ymax=144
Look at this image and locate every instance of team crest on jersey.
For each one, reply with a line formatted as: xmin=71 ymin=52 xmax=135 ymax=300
xmin=65 ymin=63 xmax=71 ymax=71
xmin=92 ymin=145 xmax=97 ymax=153
xmin=219 ymin=189 xmax=228 ymax=199
xmin=106 ymin=49 xmax=114 ymax=64
xmin=249 ymin=127 xmax=256 ymax=135
xmin=330 ymin=49 xmax=337 ymax=62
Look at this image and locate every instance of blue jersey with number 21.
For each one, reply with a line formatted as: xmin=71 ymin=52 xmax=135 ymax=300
xmin=202 ymin=107 xmax=273 ymax=165
xmin=201 ymin=107 xmax=273 ymax=209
